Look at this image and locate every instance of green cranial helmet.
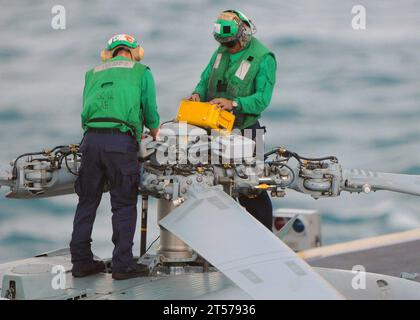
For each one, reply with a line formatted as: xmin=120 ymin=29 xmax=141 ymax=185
xmin=106 ymin=34 xmax=139 ymax=50
xmin=101 ymin=34 xmax=144 ymax=62
xmin=213 ymin=10 xmax=256 ymax=45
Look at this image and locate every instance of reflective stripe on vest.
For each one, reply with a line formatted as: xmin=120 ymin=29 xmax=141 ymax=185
xmin=94 ymin=60 xmax=135 ymax=73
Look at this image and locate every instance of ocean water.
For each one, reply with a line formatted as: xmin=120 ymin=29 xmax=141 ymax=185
xmin=1 ymin=0 xmax=420 ymax=263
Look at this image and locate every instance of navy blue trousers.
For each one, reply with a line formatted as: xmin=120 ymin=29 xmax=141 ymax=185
xmin=70 ymin=132 xmax=140 ymax=272
xmin=239 ymin=121 xmax=273 ymax=230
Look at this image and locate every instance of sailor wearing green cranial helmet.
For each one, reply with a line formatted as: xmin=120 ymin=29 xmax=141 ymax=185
xmin=71 ymin=33 xmax=160 ymax=281
xmin=187 ymin=10 xmax=277 ymax=231
xmin=213 ymin=9 xmax=256 ymax=48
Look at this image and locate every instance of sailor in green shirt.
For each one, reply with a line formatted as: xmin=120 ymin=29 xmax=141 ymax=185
xmin=81 ymin=43 xmax=160 ymax=141
xmin=190 ymin=41 xmax=276 ymax=130
xmin=81 ymin=59 xmax=160 ymax=139
xmin=71 ymin=34 xmax=160 ymax=281
xmin=187 ymin=10 xmax=277 ymax=230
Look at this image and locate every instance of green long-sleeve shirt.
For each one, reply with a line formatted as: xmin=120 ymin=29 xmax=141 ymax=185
xmin=193 ymin=46 xmax=277 ymax=118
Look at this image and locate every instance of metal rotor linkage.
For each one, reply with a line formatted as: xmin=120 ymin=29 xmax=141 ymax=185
xmin=2 ymin=123 xmax=420 ymax=201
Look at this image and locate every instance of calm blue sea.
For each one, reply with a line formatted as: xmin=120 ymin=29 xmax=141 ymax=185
xmin=1 ymin=0 xmax=420 ymax=263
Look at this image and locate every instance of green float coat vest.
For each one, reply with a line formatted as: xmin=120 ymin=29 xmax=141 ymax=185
xmin=206 ymin=37 xmax=274 ymax=129
xmin=82 ymin=58 xmax=148 ymax=142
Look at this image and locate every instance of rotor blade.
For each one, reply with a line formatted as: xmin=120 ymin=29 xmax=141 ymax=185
xmin=159 ymin=187 xmax=343 ymax=300
xmin=343 ymin=169 xmax=420 ymax=196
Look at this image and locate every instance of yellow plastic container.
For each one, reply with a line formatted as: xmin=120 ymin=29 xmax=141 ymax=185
xmin=175 ymin=100 xmax=235 ymax=132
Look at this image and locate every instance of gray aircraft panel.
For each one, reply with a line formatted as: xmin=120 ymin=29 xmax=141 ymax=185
xmin=0 ymin=248 xmax=250 ymax=300
xmin=92 ymin=272 xmax=240 ymax=300
xmin=3 ymin=243 xmax=420 ymax=299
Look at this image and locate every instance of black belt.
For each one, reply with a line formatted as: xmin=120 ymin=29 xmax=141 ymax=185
xmin=87 ymin=127 xmax=133 ymax=136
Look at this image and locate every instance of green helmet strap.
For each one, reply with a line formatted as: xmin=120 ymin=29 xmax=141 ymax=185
xmin=224 ymin=9 xmax=250 ymax=27
xmin=223 ymin=9 xmax=257 ymax=35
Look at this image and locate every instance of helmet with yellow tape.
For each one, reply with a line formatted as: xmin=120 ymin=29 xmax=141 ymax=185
xmin=213 ymin=10 xmax=256 ymax=47
xmin=100 ymin=34 xmax=144 ymax=62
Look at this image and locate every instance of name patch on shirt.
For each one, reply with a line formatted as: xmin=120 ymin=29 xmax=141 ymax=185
xmin=94 ymin=60 xmax=135 ymax=73
xmin=235 ymin=60 xmax=251 ymax=80
xmin=213 ymin=53 xmax=222 ymax=69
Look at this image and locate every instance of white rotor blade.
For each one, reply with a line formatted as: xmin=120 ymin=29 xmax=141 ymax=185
xmin=160 ymin=187 xmax=343 ymax=300
xmin=343 ymin=169 xmax=420 ymax=196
